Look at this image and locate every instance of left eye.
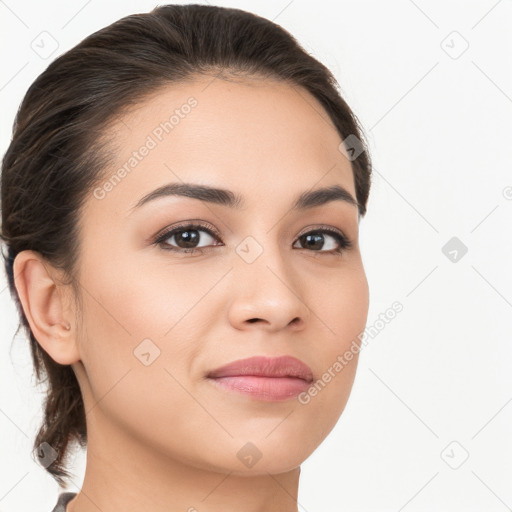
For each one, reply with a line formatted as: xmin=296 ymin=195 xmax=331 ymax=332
xmin=294 ymin=230 xmax=349 ymax=252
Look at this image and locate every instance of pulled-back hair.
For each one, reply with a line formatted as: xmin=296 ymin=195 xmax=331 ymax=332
xmin=0 ymin=3 xmax=372 ymax=486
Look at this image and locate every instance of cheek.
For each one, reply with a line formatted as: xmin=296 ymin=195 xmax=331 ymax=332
xmin=75 ymin=252 xmax=221 ymax=411
xmin=76 ymin=274 xmax=199 ymax=386
xmin=79 ymin=246 xmax=217 ymax=341
xmin=298 ymin=265 xmax=368 ymax=427
xmin=314 ymin=261 xmax=370 ymax=347
xmin=75 ymin=278 xmax=209 ymax=456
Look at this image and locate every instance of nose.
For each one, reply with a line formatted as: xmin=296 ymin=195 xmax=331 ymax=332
xmin=226 ymin=243 xmax=311 ymax=332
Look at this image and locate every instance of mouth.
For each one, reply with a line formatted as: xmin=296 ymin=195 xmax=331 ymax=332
xmin=206 ymin=355 xmax=314 ymax=401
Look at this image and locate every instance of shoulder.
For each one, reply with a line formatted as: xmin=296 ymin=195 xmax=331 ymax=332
xmin=50 ymin=492 xmax=77 ymax=512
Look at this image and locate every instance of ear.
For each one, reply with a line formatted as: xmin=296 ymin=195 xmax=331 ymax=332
xmin=12 ymin=250 xmax=80 ymax=365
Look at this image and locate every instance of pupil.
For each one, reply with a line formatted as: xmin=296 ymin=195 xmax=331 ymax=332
xmin=302 ymin=233 xmax=323 ymax=250
xmin=177 ymin=230 xmax=199 ymax=248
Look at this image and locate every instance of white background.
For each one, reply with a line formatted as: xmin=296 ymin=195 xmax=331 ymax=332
xmin=1 ymin=1 xmax=511 ymax=511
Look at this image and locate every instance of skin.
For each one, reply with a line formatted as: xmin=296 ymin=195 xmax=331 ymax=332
xmin=13 ymin=75 xmax=369 ymax=512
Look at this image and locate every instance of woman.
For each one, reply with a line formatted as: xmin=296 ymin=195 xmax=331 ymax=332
xmin=1 ymin=4 xmax=372 ymax=511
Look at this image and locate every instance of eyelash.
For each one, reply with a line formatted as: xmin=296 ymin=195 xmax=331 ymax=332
xmin=153 ymin=221 xmax=353 ymax=256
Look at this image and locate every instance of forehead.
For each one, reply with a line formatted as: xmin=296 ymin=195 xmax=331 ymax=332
xmin=90 ymin=75 xmax=357 ymax=217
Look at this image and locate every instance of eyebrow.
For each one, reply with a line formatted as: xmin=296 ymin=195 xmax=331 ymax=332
xmin=129 ymin=182 xmax=359 ymax=213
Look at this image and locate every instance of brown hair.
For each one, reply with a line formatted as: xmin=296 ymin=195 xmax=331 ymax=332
xmin=0 ymin=3 xmax=372 ymax=486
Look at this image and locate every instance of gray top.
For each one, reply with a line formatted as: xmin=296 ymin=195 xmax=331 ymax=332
xmin=51 ymin=492 xmax=77 ymax=512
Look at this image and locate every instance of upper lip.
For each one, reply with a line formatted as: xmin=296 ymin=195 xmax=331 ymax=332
xmin=207 ymin=355 xmax=314 ymax=382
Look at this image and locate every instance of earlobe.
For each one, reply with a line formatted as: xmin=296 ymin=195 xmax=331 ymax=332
xmin=12 ymin=250 xmax=79 ymax=365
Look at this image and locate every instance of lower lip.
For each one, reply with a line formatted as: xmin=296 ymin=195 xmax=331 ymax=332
xmin=208 ymin=375 xmax=312 ymax=401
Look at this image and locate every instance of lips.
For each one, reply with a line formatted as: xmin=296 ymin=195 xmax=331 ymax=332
xmin=207 ymin=355 xmax=314 ymax=382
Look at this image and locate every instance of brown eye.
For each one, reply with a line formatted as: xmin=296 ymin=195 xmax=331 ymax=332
xmin=294 ymin=228 xmax=352 ymax=254
xmin=155 ymin=223 xmax=221 ymax=253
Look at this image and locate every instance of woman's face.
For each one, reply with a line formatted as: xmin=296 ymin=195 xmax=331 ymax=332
xmin=71 ymin=75 xmax=369 ymax=475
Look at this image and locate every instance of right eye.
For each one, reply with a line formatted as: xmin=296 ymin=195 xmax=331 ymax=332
xmin=153 ymin=222 xmax=223 ymax=254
